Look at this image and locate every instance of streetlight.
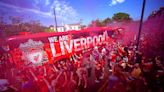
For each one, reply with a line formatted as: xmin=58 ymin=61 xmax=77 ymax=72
xmin=136 ymin=0 xmax=146 ymax=50
xmin=53 ymin=7 xmax=58 ymax=32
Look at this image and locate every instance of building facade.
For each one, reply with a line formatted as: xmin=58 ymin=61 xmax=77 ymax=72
xmin=50 ymin=23 xmax=81 ymax=32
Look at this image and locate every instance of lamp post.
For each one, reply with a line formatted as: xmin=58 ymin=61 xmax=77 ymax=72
xmin=136 ymin=0 xmax=146 ymax=50
xmin=53 ymin=7 xmax=58 ymax=32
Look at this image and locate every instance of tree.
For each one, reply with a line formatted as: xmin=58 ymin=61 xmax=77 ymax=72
xmin=81 ymin=25 xmax=87 ymax=29
xmin=27 ymin=20 xmax=45 ymax=33
xmin=102 ymin=17 xmax=112 ymax=26
xmin=88 ymin=19 xmax=104 ymax=27
xmin=9 ymin=16 xmax=23 ymax=24
xmin=95 ymin=19 xmax=104 ymax=27
xmin=112 ymin=12 xmax=132 ymax=22
xmin=44 ymin=28 xmax=55 ymax=32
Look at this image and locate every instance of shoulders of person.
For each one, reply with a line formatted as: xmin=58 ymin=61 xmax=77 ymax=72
xmin=1 ymin=87 xmax=16 ymax=92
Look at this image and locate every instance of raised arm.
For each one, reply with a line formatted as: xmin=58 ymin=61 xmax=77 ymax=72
xmin=29 ymin=69 xmax=38 ymax=81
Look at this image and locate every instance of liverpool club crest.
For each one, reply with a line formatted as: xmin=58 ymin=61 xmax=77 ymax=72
xmin=19 ymin=39 xmax=48 ymax=66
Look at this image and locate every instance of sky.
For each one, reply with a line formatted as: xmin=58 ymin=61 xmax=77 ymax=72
xmin=0 ymin=0 xmax=163 ymax=26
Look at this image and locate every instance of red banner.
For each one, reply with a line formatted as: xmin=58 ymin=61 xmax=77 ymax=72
xmin=6 ymin=27 xmax=117 ymax=65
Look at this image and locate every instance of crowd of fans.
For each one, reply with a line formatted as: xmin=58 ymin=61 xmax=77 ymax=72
xmin=0 ymin=41 xmax=164 ymax=92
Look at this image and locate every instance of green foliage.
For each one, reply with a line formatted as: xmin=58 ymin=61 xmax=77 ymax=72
xmin=91 ymin=18 xmax=112 ymax=27
xmin=95 ymin=19 xmax=104 ymax=27
xmin=81 ymin=25 xmax=87 ymax=29
xmin=44 ymin=28 xmax=55 ymax=32
xmin=102 ymin=17 xmax=112 ymax=26
xmin=112 ymin=12 xmax=132 ymax=21
xmin=1 ymin=16 xmax=46 ymax=36
xmin=89 ymin=12 xmax=132 ymax=27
